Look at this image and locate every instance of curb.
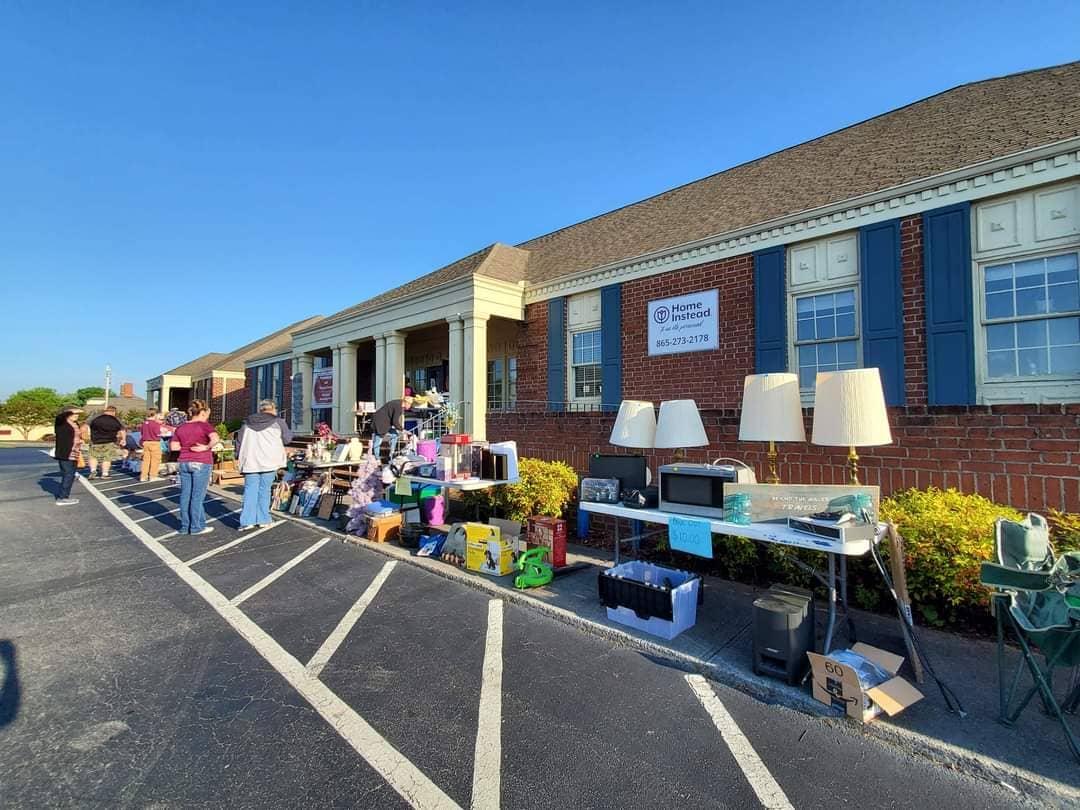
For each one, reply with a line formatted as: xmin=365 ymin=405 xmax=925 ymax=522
xmin=212 ymin=485 xmax=1073 ymax=807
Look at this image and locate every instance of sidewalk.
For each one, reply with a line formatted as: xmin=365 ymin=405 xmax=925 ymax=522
xmin=211 ymin=484 xmax=1078 ymax=805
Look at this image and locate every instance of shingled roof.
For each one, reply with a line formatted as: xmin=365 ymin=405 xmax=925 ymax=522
xmin=212 ymin=315 xmax=325 ymax=370
xmin=163 ymin=352 xmax=228 ymax=378
xmin=312 ymin=61 xmax=1080 ymax=325
xmin=310 ymin=243 xmax=528 ymax=331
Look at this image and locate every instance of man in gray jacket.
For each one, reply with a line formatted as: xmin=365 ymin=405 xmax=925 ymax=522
xmin=236 ymin=400 xmax=293 ymax=530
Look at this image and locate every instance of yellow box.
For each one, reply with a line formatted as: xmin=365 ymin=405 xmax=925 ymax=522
xmin=464 ymin=525 xmax=513 ymax=576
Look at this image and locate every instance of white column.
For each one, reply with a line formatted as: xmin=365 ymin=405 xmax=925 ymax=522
xmin=374 ymin=335 xmax=387 ymax=407
xmin=462 ymin=313 xmax=489 ymax=440
xmin=384 ymin=331 xmax=406 ymax=403
xmin=295 ymin=354 xmax=313 ymax=433
xmin=336 ymin=342 xmax=357 ymax=435
xmin=330 ymin=346 xmax=342 ymax=434
xmin=447 ymin=316 xmax=464 ymax=408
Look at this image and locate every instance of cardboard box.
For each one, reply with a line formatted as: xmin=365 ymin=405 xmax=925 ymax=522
xmin=367 ymin=512 xmax=403 ymax=543
xmin=488 ymin=518 xmax=525 ymax=561
xmin=526 ymin=516 xmax=567 ymax=567
xmin=466 ymin=535 xmax=514 ymax=576
xmin=806 ymin=643 xmax=924 ymax=722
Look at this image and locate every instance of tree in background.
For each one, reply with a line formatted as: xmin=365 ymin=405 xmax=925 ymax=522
xmin=0 ymin=388 xmax=69 ymax=439
xmin=70 ymin=386 xmax=115 ymax=406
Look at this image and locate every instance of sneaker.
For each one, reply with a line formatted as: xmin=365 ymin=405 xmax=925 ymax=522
xmin=55 ymin=498 xmax=79 ymax=506
xmin=239 ymin=524 xmax=256 ymax=532
xmin=193 ymin=526 xmax=214 ymax=536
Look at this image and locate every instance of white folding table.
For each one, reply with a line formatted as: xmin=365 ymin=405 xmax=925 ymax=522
xmin=580 ymin=501 xmax=882 ymax=652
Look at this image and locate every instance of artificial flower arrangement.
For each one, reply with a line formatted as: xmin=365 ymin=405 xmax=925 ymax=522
xmin=315 ymin=422 xmax=340 ymax=446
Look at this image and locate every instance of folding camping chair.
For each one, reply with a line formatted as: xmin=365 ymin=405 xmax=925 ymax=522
xmin=980 ymin=513 xmax=1080 ymax=763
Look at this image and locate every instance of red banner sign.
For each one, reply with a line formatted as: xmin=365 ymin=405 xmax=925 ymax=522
xmin=312 ymin=368 xmax=334 ymax=406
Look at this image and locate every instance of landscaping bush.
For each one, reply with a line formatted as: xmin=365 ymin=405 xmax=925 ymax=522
xmin=1047 ymin=509 xmax=1080 ymax=554
xmin=119 ymin=409 xmax=147 ymax=428
xmin=880 ymin=487 xmax=1022 ymax=628
xmin=462 ymin=457 xmax=578 ymax=522
xmin=224 ymin=418 xmax=243 ymax=434
xmin=215 ymin=423 xmax=230 ymax=440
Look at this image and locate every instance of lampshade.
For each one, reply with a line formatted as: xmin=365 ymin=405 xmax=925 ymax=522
xmin=609 ymin=400 xmax=656 ymax=448
xmin=654 ymin=399 xmax=709 ymax=448
xmin=738 ymin=373 xmax=806 ymax=442
xmin=811 ymin=368 xmax=892 ymax=447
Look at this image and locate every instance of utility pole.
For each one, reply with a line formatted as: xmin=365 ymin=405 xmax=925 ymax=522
xmin=104 ymin=365 xmax=112 ymax=408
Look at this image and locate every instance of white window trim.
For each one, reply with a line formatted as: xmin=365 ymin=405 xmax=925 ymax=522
xmin=567 ymin=327 xmax=602 ymax=406
xmin=973 ymin=245 xmax=1080 ymax=404
xmin=487 ymin=353 xmax=518 ymax=410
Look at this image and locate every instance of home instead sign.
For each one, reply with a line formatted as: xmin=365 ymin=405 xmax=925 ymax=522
xmin=646 ymin=289 xmax=719 ymax=356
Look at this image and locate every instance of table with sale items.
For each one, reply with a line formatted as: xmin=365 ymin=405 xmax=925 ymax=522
xmin=580 ymin=501 xmax=883 ymax=653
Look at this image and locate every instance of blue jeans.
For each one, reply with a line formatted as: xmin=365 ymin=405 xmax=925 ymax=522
xmin=56 ymin=459 xmax=76 ymax=499
xmin=371 ymin=430 xmax=399 ymax=459
xmin=240 ymin=471 xmax=276 ymax=528
xmin=178 ymin=462 xmax=212 ymax=533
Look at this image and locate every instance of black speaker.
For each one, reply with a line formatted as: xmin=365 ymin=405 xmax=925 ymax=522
xmin=588 ymin=454 xmax=647 ymax=491
xmin=752 ymin=584 xmax=815 ymax=685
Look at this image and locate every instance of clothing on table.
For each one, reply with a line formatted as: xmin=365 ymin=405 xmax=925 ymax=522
xmin=240 ymin=470 xmax=276 ymax=528
xmin=56 ymin=459 xmax=77 ymax=500
xmin=174 ymin=421 xmax=218 ymax=464
xmin=371 ymin=399 xmax=404 ymax=436
xmin=178 ymin=461 xmax=212 ymax=533
xmin=139 ymin=419 xmax=164 ymax=442
xmin=140 ymin=442 xmax=162 ymax=480
xmin=235 ymin=412 xmax=292 ymax=473
xmin=88 ymin=413 xmax=124 ymax=445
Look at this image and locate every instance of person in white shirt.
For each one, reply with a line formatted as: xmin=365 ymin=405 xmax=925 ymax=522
xmin=235 ymin=400 xmax=292 ymax=530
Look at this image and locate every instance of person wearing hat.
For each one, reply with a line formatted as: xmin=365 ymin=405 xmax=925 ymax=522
xmin=53 ymin=406 xmax=84 ymax=505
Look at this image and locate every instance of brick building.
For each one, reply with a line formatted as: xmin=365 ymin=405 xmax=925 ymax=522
xmin=151 ymin=62 xmax=1080 ymax=512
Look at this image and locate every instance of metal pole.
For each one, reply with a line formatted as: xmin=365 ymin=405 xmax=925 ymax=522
xmin=104 ymin=365 xmax=112 ymax=407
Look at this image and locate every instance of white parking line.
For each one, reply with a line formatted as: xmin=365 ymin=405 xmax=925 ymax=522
xmin=230 ymin=538 xmax=331 ymax=606
xmin=307 ymin=561 xmax=397 ymax=678
xmin=185 ymin=523 xmax=280 ymax=565
xmin=686 ymin=674 xmax=793 ymax=810
xmin=157 ymin=510 xmax=240 ymax=540
xmin=113 ymin=484 xmax=176 ymax=500
xmin=471 ymin=599 xmax=503 ymax=810
xmin=134 ymin=507 xmax=180 ymax=523
xmin=77 ymin=477 xmax=461 ymax=810
xmin=120 ymin=494 xmax=176 ymax=509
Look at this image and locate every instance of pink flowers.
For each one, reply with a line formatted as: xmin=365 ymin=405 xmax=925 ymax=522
xmin=315 ymin=422 xmax=338 ymax=441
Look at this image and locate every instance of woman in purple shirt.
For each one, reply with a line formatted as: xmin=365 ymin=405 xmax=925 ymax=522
xmin=171 ymin=400 xmax=219 ymax=535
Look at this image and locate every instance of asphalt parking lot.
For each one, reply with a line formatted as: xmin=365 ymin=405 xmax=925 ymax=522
xmin=0 ymin=447 xmax=1039 ymax=808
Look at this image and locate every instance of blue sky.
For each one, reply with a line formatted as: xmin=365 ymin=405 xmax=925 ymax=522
xmin=1 ymin=1 xmax=1078 ymax=399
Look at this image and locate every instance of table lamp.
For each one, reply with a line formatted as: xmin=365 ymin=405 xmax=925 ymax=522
xmin=738 ymin=373 xmax=805 ymax=484
xmin=811 ymin=368 xmax=892 ymax=485
xmin=609 ymin=400 xmax=656 ymax=448
xmin=654 ymin=399 xmax=709 ymax=461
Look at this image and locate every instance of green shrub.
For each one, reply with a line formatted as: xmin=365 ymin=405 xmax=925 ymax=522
xmin=463 ymin=457 xmax=578 ymax=522
xmin=224 ymin=418 xmax=243 ymax=434
xmin=215 ymin=423 xmax=230 ymax=440
xmin=880 ymin=487 xmax=1022 ymax=627
xmin=1047 ymin=509 xmax=1080 ymax=554
xmin=120 ymin=409 xmax=147 ymax=427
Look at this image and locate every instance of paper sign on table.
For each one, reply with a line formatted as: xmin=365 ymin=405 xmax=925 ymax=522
xmin=668 ymin=516 xmax=713 ymax=558
xmin=394 ymin=476 xmax=412 ymax=497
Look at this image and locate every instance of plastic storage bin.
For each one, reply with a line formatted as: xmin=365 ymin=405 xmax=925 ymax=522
xmin=598 ymin=561 xmax=702 ymax=640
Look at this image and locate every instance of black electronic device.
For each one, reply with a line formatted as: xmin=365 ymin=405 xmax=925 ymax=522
xmin=620 ymin=486 xmax=658 ymax=509
xmin=752 ymin=584 xmax=816 ymax=685
xmin=589 ymin=453 xmax=647 ymax=491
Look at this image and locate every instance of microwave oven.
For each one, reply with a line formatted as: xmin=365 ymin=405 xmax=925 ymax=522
xmin=658 ymin=463 xmax=757 ymax=519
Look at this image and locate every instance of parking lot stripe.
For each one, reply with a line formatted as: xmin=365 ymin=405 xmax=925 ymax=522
xmin=471 ymin=599 xmax=503 ymax=810
xmin=120 ymin=494 xmax=176 ymax=509
xmin=109 ymin=482 xmax=175 ymax=498
xmin=307 ymin=560 xmax=397 ymax=678
xmin=686 ymin=674 xmax=794 ymax=810
xmin=77 ymin=477 xmax=463 ymax=810
xmin=134 ymin=506 xmax=181 ymax=522
xmin=157 ymin=510 xmax=240 ymax=540
xmin=230 ymin=538 xmax=331 ymax=606
xmin=185 ymin=523 xmax=281 ymax=565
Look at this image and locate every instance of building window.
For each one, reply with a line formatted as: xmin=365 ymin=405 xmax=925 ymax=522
xmin=486 ymin=356 xmax=517 ymax=410
xmin=787 ymin=232 xmax=861 ymax=394
xmin=570 ymin=329 xmax=602 ymax=400
xmin=794 ymin=289 xmax=859 ymax=388
xmin=507 ymin=357 xmax=517 ymax=406
xmin=982 ymin=252 xmax=1080 ymax=379
xmin=272 ymin=362 xmax=283 ymax=410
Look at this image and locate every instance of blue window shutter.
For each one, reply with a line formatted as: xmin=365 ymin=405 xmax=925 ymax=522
xmin=924 ymin=202 xmax=975 ymax=405
xmin=547 ymin=298 xmax=566 ymax=412
xmin=600 ymin=284 xmax=622 ymax=411
xmin=754 ymin=245 xmax=787 ymax=373
xmin=251 ymin=369 xmax=258 ymax=413
xmin=860 ymin=219 xmax=906 ymax=406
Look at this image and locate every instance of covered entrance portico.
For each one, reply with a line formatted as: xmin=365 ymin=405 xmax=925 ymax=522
xmin=290 ymin=247 xmax=526 ymax=440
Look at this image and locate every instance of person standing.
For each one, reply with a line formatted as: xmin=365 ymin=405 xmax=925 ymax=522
xmin=370 ymin=396 xmax=407 ymax=459
xmin=53 ymin=406 xmax=84 ymax=505
xmin=235 ymin=399 xmax=292 ymax=530
xmin=86 ymin=405 xmax=125 ymax=479
xmin=138 ymin=410 xmax=166 ymax=481
xmin=172 ymin=400 xmax=219 ymax=535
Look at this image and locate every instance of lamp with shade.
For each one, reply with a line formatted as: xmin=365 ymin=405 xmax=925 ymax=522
xmin=811 ymin=368 xmax=893 ymax=485
xmin=609 ymin=400 xmax=657 ymax=449
xmin=654 ymin=399 xmax=709 ymax=461
xmin=738 ymin=373 xmax=805 ymax=484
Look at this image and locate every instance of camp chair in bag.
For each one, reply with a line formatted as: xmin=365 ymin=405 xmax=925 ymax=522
xmin=980 ymin=514 xmax=1080 ymax=763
